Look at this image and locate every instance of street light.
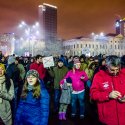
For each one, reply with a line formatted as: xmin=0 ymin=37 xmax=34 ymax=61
xmin=18 ymin=21 xmax=40 ymax=56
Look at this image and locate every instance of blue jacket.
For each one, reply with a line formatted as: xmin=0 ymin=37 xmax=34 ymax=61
xmin=15 ymin=80 xmax=49 ymax=125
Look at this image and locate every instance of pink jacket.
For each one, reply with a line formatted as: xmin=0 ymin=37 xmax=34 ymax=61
xmin=60 ymin=69 xmax=88 ymax=91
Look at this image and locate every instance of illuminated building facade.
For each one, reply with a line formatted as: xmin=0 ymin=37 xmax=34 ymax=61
xmin=63 ymin=35 xmax=125 ymax=57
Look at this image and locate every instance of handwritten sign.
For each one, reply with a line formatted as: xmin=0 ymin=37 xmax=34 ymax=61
xmin=42 ymin=56 xmax=54 ymax=68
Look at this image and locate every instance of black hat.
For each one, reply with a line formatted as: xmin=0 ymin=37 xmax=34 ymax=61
xmin=66 ymin=77 xmax=72 ymax=83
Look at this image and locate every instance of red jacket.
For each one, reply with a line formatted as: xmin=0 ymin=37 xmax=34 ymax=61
xmin=90 ymin=69 xmax=125 ymax=125
xmin=30 ymin=62 xmax=46 ymax=80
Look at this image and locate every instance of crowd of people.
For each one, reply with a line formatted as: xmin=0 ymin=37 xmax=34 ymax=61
xmin=1 ymin=50 xmax=125 ymax=125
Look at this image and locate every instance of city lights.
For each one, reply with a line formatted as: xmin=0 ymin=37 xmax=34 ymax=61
xmin=17 ymin=21 xmax=40 ymax=56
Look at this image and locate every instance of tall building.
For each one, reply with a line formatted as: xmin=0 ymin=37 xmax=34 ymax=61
xmin=116 ymin=18 xmax=125 ymax=36
xmin=38 ymin=3 xmax=57 ymax=42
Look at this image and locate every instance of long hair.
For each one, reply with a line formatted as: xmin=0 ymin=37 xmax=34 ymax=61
xmin=5 ymin=74 xmax=11 ymax=92
xmin=21 ymin=78 xmax=41 ymax=99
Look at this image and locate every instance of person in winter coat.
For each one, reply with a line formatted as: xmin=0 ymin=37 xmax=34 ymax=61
xmin=30 ymin=55 xmax=46 ymax=80
xmin=60 ymin=60 xmax=89 ymax=119
xmin=0 ymin=63 xmax=14 ymax=125
xmin=15 ymin=70 xmax=49 ymax=125
xmin=59 ymin=77 xmax=72 ymax=120
xmin=48 ymin=59 xmax=68 ymax=113
xmin=90 ymin=55 xmax=125 ymax=125
xmin=6 ymin=56 xmax=20 ymax=121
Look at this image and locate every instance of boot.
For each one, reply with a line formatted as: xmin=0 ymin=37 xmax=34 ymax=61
xmin=62 ymin=112 xmax=66 ymax=120
xmin=58 ymin=112 xmax=63 ymax=120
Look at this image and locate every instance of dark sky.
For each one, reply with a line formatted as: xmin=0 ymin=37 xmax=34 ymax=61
xmin=0 ymin=0 xmax=125 ymax=39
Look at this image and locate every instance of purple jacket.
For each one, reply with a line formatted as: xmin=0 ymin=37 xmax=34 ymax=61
xmin=60 ymin=69 xmax=88 ymax=91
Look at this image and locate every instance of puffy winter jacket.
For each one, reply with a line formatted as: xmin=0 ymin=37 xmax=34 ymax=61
xmin=15 ymin=80 xmax=49 ymax=125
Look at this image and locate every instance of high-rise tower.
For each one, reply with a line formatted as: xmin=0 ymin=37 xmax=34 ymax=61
xmin=38 ymin=3 xmax=57 ymax=42
xmin=115 ymin=18 xmax=125 ymax=36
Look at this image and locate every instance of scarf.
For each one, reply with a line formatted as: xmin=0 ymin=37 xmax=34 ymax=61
xmin=0 ymin=75 xmax=5 ymax=103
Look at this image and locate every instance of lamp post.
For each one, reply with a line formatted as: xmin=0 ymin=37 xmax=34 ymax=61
xmin=18 ymin=21 xmax=40 ymax=56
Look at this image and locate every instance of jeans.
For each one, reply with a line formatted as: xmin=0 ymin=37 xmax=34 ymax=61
xmin=54 ymin=89 xmax=61 ymax=112
xmin=71 ymin=91 xmax=85 ymax=116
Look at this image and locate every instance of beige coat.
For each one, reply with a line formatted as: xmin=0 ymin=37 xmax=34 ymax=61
xmin=0 ymin=76 xmax=14 ymax=125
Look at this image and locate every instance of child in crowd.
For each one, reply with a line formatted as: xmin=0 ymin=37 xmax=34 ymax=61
xmin=59 ymin=77 xmax=72 ymax=120
xmin=15 ymin=70 xmax=49 ymax=125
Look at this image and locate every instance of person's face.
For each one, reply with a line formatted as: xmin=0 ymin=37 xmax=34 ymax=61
xmin=0 ymin=67 xmax=4 ymax=76
xmin=27 ymin=75 xmax=37 ymax=86
xmin=74 ymin=63 xmax=81 ymax=69
xmin=15 ymin=60 xmax=18 ymax=65
xmin=1 ymin=57 xmax=5 ymax=62
xmin=102 ymin=60 xmax=106 ymax=66
xmin=108 ymin=66 xmax=120 ymax=76
xmin=30 ymin=59 xmax=34 ymax=63
xmin=80 ymin=58 xmax=84 ymax=63
xmin=58 ymin=62 xmax=64 ymax=67
xmin=37 ymin=57 xmax=42 ymax=63
xmin=89 ymin=58 xmax=94 ymax=62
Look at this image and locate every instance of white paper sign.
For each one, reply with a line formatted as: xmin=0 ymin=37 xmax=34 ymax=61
xmin=42 ymin=56 xmax=54 ymax=68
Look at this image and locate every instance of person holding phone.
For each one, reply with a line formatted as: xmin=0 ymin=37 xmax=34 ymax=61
xmin=90 ymin=55 xmax=125 ymax=125
xmin=60 ymin=59 xmax=88 ymax=119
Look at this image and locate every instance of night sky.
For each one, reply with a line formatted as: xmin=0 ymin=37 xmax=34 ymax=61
xmin=0 ymin=0 xmax=125 ymax=39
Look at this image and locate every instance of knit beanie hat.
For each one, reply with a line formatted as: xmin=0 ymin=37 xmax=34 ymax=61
xmin=8 ymin=56 xmax=15 ymax=65
xmin=0 ymin=63 xmax=6 ymax=72
xmin=26 ymin=70 xmax=39 ymax=78
xmin=58 ymin=58 xmax=64 ymax=63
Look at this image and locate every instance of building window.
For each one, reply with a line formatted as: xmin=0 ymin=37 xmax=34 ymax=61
xmin=77 ymin=44 xmax=79 ymax=48
xmin=115 ymin=45 xmax=117 ymax=49
xmin=118 ymin=52 xmax=120 ymax=56
xmin=86 ymin=44 xmax=87 ymax=47
xmin=118 ymin=45 xmax=119 ymax=49
xmin=93 ymin=44 xmax=94 ymax=48
xmin=89 ymin=44 xmax=91 ymax=48
xmin=74 ymin=45 xmax=75 ymax=48
xmin=81 ymin=44 xmax=82 ymax=48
